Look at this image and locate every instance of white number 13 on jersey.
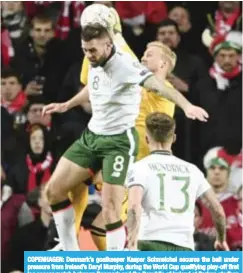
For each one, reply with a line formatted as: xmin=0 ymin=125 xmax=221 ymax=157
xmin=157 ymin=173 xmax=190 ymax=213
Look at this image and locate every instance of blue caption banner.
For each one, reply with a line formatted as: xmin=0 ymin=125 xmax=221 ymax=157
xmin=24 ymin=251 xmax=242 ymax=273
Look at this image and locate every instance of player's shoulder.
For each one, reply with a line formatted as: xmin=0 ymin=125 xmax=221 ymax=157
xmin=165 ymin=80 xmax=173 ymax=88
xmin=173 ymin=155 xmax=203 ymax=175
xmin=133 ymin=155 xmax=151 ymax=171
xmin=114 ymin=47 xmax=135 ymax=63
xmin=126 ymin=157 xmax=150 ymax=186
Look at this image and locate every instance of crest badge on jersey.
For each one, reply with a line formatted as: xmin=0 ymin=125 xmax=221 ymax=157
xmin=140 ymin=69 xmax=150 ymax=76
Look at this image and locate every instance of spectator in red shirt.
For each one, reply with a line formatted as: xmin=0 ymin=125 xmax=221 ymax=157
xmin=199 ymin=149 xmax=242 ymax=249
xmin=227 ymin=185 xmax=242 ymax=250
xmin=1 ymin=68 xmax=27 ymax=115
xmin=204 ymin=1 xmax=241 ymax=38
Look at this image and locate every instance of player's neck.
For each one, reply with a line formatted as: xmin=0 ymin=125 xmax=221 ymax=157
xmin=155 ymin=69 xmax=167 ymax=82
xmin=100 ymin=45 xmax=116 ymax=67
xmin=150 ymin=143 xmax=172 ymax=154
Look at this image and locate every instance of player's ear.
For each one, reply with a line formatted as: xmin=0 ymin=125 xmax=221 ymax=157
xmin=159 ymin=59 xmax=164 ymax=69
xmin=173 ymin=134 xmax=176 ymax=143
xmin=105 ymin=41 xmax=112 ymax=53
xmin=107 ymin=42 xmax=112 ymax=48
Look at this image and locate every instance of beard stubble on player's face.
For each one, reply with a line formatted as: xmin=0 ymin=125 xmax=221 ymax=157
xmin=90 ymin=42 xmax=112 ymax=67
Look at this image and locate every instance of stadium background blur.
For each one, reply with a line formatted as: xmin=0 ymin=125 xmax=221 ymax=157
xmin=1 ymin=1 xmax=242 ymax=272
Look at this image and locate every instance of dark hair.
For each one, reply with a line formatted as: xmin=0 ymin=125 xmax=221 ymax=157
xmin=146 ymin=112 xmax=176 ymax=143
xmin=31 ymin=13 xmax=54 ymax=29
xmin=81 ymin=24 xmax=110 ymax=42
xmin=24 ymin=95 xmax=46 ymax=114
xmin=158 ymin=19 xmax=180 ymax=34
xmin=27 ymin=123 xmax=51 ymax=159
xmin=1 ymin=67 xmax=22 ymax=83
xmin=169 ymin=5 xmax=190 ymax=19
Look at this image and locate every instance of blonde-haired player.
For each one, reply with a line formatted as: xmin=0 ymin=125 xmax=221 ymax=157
xmin=137 ymin=41 xmax=176 ymax=160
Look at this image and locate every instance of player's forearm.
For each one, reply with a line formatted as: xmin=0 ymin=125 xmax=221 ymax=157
xmin=142 ymin=75 xmax=192 ymax=110
xmin=126 ymin=204 xmax=141 ymax=249
xmin=201 ymin=191 xmax=226 ymax=242
xmin=66 ymin=85 xmax=90 ymax=109
xmin=213 ymin=209 xmax=227 ymax=242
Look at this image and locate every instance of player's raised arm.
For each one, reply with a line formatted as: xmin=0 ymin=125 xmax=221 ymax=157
xmin=200 ymin=189 xmax=229 ymax=251
xmin=42 ymin=85 xmax=89 ymax=115
xmin=141 ymin=75 xmax=209 ymax=122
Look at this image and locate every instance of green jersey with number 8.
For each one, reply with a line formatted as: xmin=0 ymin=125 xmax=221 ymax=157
xmin=127 ymin=150 xmax=211 ymax=250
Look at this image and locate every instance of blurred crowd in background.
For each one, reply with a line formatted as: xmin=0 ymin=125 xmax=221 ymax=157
xmin=1 ymin=1 xmax=242 ymax=272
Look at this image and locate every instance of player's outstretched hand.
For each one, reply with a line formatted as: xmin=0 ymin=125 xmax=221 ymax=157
xmin=184 ymin=104 xmax=209 ymax=122
xmin=42 ymin=102 xmax=69 ymax=116
xmin=214 ymin=240 xmax=230 ymax=251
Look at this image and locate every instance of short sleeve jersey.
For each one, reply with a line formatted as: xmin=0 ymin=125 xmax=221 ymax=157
xmin=88 ymin=48 xmax=153 ymax=135
xmin=127 ymin=151 xmax=211 ymax=250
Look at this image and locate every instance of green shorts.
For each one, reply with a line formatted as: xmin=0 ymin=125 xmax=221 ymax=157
xmin=138 ymin=240 xmax=192 ymax=251
xmin=63 ymin=127 xmax=139 ymax=185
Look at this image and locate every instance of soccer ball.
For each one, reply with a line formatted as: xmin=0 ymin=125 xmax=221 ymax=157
xmin=80 ymin=4 xmax=116 ymax=36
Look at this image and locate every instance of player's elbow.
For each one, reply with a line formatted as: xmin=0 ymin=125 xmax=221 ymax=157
xmin=130 ymin=203 xmax=141 ymax=211
xmin=82 ymin=102 xmax=92 ymax=114
xmin=128 ymin=186 xmax=143 ymax=209
xmin=128 ymin=198 xmax=142 ymax=213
